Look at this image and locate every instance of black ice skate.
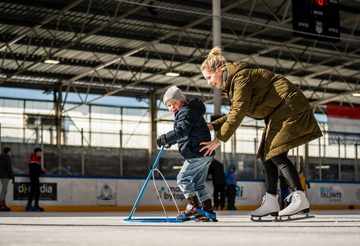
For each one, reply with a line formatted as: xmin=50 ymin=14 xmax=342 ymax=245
xmin=195 ymin=199 xmax=218 ymax=222
xmin=177 ymin=196 xmax=202 ymax=221
xmin=0 ymin=201 xmax=11 ymax=212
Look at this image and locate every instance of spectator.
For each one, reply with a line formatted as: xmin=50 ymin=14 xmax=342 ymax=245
xmin=225 ymin=163 xmax=237 ymax=210
xmin=299 ymin=170 xmax=311 ymax=192
xmin=0 ymin=147 xmax=14 ymax=212
xmin=208 ymin=158 xmax=226 ymax=210
xmin=26 ymin=148 xmax=45 ymax=212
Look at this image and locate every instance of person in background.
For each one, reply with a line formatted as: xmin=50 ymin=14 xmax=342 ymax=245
xmin=0 ymin=147 xmax=14 ymax=212
xmin=225 ymin=163 xmax=237 ymax=210
xmin=26 ymin=147 xmax=45 ymax=212
xmin=299 ymin=170 xmax=311 ymax=193
xmin=207 ymin=158 xmax=226 ymax=210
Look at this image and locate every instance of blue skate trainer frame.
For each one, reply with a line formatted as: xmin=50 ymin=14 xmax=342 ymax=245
xmin=123 ymin=146 xmax=184 ymax=223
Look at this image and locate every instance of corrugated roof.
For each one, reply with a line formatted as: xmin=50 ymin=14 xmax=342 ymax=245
xmin=0 ymin=0 xmax=359 ymax=106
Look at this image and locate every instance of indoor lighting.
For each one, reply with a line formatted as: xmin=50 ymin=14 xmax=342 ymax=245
xmin=352 ymin=93 xmax=360 ymax=97
xmin=44 ymin=59 xmax=60 ymax=64
xmin=315 ymin=165 xmax=330 ymax=169
xmin=165 ymin=72 xmax=180 ymax=77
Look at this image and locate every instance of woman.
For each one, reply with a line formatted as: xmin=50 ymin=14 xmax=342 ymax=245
xmin=199 ymin=47 xmax=322 ymax=218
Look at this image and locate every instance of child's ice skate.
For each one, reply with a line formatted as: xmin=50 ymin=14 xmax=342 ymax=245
xmin=0 ymin=201 xmax=11 ymax=212
xmin=250 ymin=192 xmax=280 ymax=222
xmin=278 ymin=190 xmax=314 ymax=221
xmin=195 ymin=199 xmax=218 ymax=222
xmin=176 ymin=196 xmax=202 ymax=221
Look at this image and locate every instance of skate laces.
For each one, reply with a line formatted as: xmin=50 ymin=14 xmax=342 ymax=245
xmin=261 ymin=196 xmax=266 ymax=205
xmin=261 ymin=193 xmax=276 ymax=205
xmin=284 ymin=192 xmax=300 ymax=205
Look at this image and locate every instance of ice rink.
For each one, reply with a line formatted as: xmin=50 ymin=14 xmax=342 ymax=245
xmin=1 ymin=210 xmax=360 ymax=246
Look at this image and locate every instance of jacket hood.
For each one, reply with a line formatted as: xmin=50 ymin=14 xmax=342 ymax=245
xmin=228 ymin=163 xmax=236 ymax=170
xmin=222 ymin=61 xmax=252 ymax=91
xmin=187 ymin=98 xmax=206 ymax=115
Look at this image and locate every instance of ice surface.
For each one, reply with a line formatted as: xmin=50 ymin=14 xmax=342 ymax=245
xmin=0 ymin=210 xmax=359 ymax=246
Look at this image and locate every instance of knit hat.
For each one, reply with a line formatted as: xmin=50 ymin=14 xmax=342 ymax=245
xmin=162 ymin=86 xmax=186 ymax=104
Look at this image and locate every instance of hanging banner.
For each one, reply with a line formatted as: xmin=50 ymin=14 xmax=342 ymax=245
xmin=327 ymin=104 xmax=360 ymax=145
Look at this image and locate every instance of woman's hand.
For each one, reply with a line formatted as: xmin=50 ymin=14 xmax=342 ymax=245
xmin=199 ymin=139 xmax=220 ymax=156
xmin=207 ymin=124 xmax=214 ymax=131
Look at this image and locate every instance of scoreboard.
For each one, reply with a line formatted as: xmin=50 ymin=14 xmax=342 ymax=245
xmin=292 ymin=0 xmax=340 ymax=42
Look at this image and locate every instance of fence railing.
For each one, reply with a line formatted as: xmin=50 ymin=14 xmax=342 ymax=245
xmin=0 ymin=124 xmax=359 ymax=181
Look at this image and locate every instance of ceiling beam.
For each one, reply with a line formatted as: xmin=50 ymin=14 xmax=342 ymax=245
xmin=0 ymin=0 xmax=85 ymax=52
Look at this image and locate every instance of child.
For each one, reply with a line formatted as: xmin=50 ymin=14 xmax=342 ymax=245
xmin=225 ymin=163 xmax=237 ymax=210
xmin=156 ymin=86 xmax=217 ymax=221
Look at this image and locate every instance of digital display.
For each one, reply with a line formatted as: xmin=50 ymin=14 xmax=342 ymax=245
xmin=311 ymin=0 xmax=326 ymax=7
xmin=292 ymin=0 xmax=340 ymax=42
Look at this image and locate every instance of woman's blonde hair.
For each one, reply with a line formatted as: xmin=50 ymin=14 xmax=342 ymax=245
xmin=200 ymin=47 xmax=227 ymax=72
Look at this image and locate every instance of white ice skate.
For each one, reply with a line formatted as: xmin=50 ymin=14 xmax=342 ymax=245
xmin=278 ymin=190 xmax=314 ymax=221
xmin=250 ymin=192 xmax=280 ymax=222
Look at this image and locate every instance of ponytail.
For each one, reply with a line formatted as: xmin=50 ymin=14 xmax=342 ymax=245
xmin=200 ymin=47 xmax=227 ymax=72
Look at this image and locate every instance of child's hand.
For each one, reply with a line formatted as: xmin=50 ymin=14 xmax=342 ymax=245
xmin=208 ymin=124 xmax=214 ymax=131
xmin=156 ymin=134 xmax=171 ymax=148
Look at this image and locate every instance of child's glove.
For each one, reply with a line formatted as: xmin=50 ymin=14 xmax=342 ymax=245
xmin=156 ymin=134 xmax=171 ymax=148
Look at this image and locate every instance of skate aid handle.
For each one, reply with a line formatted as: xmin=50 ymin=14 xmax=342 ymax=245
xmin=127 ymin=146 xmax=165 ymax=219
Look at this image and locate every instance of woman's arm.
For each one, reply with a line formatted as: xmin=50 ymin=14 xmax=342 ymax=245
xmin=216 ymin=74 xmax=252 ymax=142
xmin=200 ymin=73 xmax=252 ymax=156
xmin=211 ymin=115 xmax=227 ymax=131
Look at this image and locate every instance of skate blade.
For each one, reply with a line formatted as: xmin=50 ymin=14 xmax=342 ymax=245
xmin=195 ymin=217 xmax=218 ymax=222
xmin=278 ymin=213 xmax=315 ymax=222
xmin=250 ymin=212 xmax=278 ymax=222
xmin=250 ymin=216 xmax=278 ymax=222
xmin=178 ymin=216 xmax=218 ymax=222
xmin=177 ymin=214 xmax=203 ymax=222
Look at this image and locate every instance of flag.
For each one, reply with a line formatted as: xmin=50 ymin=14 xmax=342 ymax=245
xmin=327 ymin=104 xmax=360 ymax=145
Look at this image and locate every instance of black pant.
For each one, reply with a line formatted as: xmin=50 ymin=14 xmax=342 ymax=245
xmin=27 ymin=164 xmax=43 ymax=207
xmin=263 ymin=152 xmax=303 ymax=195
xmin=27 ymin=175 xmax=40 ymax=207
xmin=213 ymin=183 xmax=225 ymax=209
xmin=226 ymin=184 xmax=237 ymax=210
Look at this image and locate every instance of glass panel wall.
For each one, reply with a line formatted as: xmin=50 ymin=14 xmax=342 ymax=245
xmin=0 ymin=97 xmax=358 ymax=180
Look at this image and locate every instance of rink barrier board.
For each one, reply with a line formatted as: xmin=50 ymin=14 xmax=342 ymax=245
xmin=8 ymin=204 xmax=360 ymax=212
xmin=5 ymin=176 xmax=360 ymax=211
xmin=8 ymin=205 xmax=258 ymax=212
